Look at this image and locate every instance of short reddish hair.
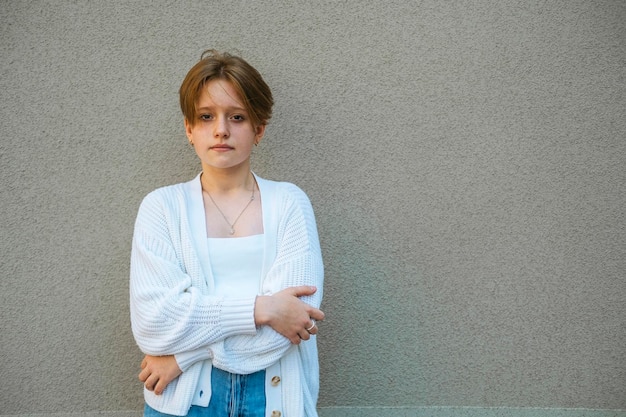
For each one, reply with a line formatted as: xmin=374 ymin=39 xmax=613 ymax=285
xmin=179 ymin=50 xmax=273 ymax=127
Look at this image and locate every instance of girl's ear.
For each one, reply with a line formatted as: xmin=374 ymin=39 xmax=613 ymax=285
xmin=254 ymin=123 xmax=266 ymax=145
xmin=184 ymin=118 xmax=194 ymax=141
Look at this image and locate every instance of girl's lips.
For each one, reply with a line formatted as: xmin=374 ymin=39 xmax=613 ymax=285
xmin=210 ymin=145 xmax=233 ymax=151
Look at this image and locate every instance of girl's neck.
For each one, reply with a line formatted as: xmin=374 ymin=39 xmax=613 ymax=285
xmin=201 ymin=165 xmax=254 ymax=194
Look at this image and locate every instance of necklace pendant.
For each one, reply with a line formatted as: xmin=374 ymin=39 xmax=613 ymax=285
xmin=229 ymin=227 xmax=235 ymax=235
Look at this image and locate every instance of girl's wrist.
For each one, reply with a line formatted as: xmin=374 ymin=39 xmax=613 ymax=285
xmin=254 ymin=295 xmax=271 ymax=326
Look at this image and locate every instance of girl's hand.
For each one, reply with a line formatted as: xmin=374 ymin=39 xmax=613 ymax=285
xmin=255 ymin=285 xmax=325 ymax=344
xmin=139 ymin=355 xmax=182 ymax=395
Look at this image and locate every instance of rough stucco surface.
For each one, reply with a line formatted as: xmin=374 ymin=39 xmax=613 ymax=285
xmin=1 ymin=0 xmax=625 ymax=415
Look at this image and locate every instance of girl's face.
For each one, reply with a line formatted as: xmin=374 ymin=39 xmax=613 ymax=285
xmin=185 ymin=79 xmax=265 ymax=173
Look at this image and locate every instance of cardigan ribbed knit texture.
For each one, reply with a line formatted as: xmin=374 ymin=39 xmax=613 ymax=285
xmin=130 ymin=174 xmax=324 ymax=416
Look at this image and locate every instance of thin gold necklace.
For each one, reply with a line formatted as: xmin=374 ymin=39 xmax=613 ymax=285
xmin=203 ymin=175 xmax=256 ymax=235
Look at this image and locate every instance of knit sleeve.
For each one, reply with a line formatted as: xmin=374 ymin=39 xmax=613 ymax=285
xmin=129 ymin=190 xmax=257 ymax=356
xmin=209 ymin=184 xmax=324 ymax=374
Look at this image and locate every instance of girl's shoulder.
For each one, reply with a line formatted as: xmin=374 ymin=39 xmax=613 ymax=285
xmin=138 ymin=176 xmax=198 ymax=212
xmin=256 ymin=177 xmax=318 ymax=227
xmin=255 ymin=174 xmax=306 ymax=195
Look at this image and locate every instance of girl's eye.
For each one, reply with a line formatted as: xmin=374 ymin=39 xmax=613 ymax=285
xmin=232 ymin=115 xmax=245 ymax=121
xmin=199 ymin=114 xmax=213 ymax=121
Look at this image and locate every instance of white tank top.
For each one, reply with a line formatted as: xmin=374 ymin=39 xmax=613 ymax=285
xmin=207 ymin=234 xmax=264 ymax=297
xmin=192 ymin=234 xmax=265 ymax=408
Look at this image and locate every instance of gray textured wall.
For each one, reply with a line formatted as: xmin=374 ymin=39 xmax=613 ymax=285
xmin=1 ymin=1 xmax=625 ymax=416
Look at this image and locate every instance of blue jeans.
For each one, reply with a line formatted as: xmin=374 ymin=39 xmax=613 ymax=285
xmin=144 ymin=366 xmax=266 ymax=417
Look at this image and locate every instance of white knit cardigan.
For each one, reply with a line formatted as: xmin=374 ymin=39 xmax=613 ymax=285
xmin=130 ymin=173 xmax=324 ymax=416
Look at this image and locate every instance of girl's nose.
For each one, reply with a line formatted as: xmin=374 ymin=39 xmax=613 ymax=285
xmin=214 ymin=117 xmax=229 ymax=138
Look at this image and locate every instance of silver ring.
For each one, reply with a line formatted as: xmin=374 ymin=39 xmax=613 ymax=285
xmin=305 ymin=320 xmax=316 ymax=333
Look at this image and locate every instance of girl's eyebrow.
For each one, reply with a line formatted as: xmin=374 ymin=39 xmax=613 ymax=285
xmin=196 ymin=105 xmax=247 ymax=112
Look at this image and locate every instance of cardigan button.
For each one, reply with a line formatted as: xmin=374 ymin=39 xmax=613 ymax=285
xmin=271 ymin=411 xmax=281 ymax=417
xmin=271 ymin=375 xmax=281 ymax=386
